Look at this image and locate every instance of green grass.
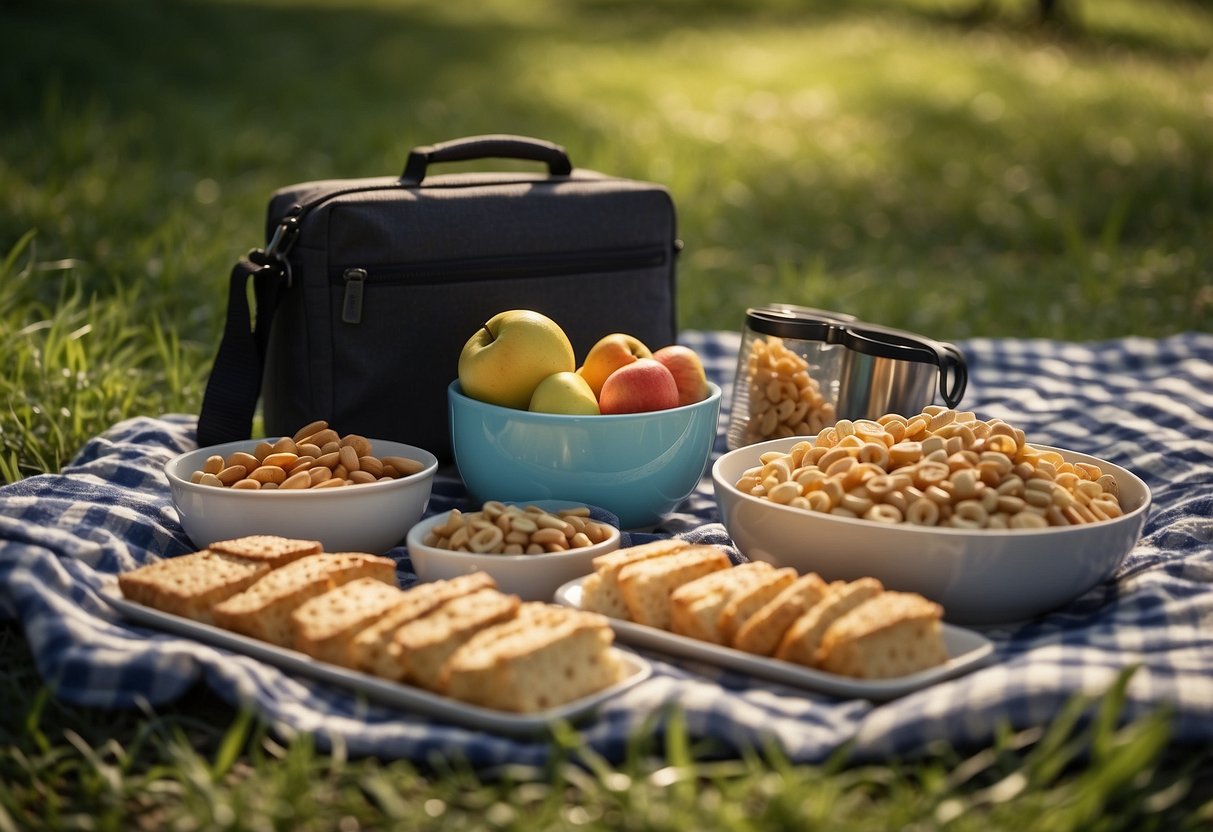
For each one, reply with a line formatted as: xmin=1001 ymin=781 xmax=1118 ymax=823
xmin=3 ymin=0 xmax=1213 ymax=827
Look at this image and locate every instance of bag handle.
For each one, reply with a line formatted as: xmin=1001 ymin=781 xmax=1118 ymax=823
xmin=401 ymin=134 xmax=573 ymax=186
xmin=196 ymin=250 xmax=286 ymax=447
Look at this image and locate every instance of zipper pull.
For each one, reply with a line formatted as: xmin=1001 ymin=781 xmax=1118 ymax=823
xmin=342 ymin=268 xmax=366 ymax=324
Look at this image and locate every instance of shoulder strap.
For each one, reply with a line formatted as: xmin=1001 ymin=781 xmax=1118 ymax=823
xmin=196 ymin=249 xmax=287 ymax=447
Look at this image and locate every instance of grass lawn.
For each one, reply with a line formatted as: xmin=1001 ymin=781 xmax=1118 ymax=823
xmin=2 ymin=0 xmax=1212 ymax=827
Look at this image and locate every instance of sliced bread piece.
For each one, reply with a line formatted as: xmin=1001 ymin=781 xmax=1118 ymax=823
xmin=717 ymin=566 xmax=798 ymax=646
xmin=390 ymin=587 xmax=521 ymax=690
xmin=774 ymin=577 xmax=884 ymax=667
xmin=581 ymin=538 xmax=691 ymax=619
xmin=732 ymin=572 xmax=830 ymax=656
xmin=617 ymin=545 xmax=731 ymax=630
xmin=207 ymin=535 xmax=323 ymax=567
xmin=350 ymin=572 xmax=497 ymax=679
xmin=289 ymin=577 xmax=407 ymax=666
xmin=816 ymin=591 xmax=948 ymax=678
xmin=211 ymin=553 xmax=396 ymax=646
xmin=117 ymin=550 xmax=271 ymax=625
xmin=440 ymin=603 xmax=622 ymax=712
xmin=668 ymin=561 xmax=775 ymax=644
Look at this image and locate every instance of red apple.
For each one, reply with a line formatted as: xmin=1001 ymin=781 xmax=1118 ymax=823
xmin=577 ymin=333 xmax=652 ymax=397
xmin=652 ymin=345 xmax=710 ymax=406
xmin=599 ymin=358 xmax=680 ymax=414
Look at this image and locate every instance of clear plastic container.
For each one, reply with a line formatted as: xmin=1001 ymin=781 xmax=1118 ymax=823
xmin=726 ymin=305 xmax=967 ymax=450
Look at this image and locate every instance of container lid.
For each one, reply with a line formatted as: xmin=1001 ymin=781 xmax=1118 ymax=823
xmin=743 ymin=304 xmax=968 ymax=407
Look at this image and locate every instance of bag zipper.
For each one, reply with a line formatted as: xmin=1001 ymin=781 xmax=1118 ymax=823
xmin=267 ymin=175 xmax=592 ymax=265
xmin=338 ymin=245 xmax=670 ymax=325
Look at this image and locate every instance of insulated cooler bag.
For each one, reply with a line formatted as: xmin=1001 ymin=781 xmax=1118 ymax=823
xmin=198 ymin=135 xmax=681 ymax=459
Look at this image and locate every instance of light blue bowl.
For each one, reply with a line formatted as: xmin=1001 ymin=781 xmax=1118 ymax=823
xmin=448 ymin=380 xmax=722 ymax=529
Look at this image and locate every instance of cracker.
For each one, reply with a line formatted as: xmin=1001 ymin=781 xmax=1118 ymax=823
xmin=817 ymin=591 xmax=948 ymax=678
xmin=390 ymin=587 xmax=521 ymax=690
xmin=616 ymin=545 xmax=731 ymax=630
xmin=211 ymin=553 xmax=396 ymax=645
xmin=774 ymin=577 xmax=883 ymax=667
xmin=732 ymin=572 xmax=830 ymax=656
xmin=206 ymin=535 xmax=323 ymax=566
xmin=289 ymin=577 xmax=407 ymax=666
xmin=350 ymin=572 xmax=497 ymax=679
xmin=581 ymin=538 xmax=691 ymax=619
xmin=117 ymin=550 xmax=271 ymax=625
xmin=717 ymin=566 xmax=798 ymax=646
xmin=668 ymin=561 xmax=775 ymax=644
xmin=440 ymin=603 xmax=622 ymax=712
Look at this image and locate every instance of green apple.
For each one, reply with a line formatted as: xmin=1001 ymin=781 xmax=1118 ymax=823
xmin=529 ymin=371 xmax=601 ymax=415
xmin=458 ymin=310 xmax=576 ymax=409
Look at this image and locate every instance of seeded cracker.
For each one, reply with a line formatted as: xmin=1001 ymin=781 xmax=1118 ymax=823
xmin=290 ymin=577 xmax=407 ymax=666
xmin=207 ymin=535 xmax=323 ymax=567
xmin=117 ymin=550 xmax=271 ymax=625
xmin=211 ymin=553 xmax=396 ymax=646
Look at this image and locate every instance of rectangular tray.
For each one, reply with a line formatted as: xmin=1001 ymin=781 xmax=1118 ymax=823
xmin=554 ymin=576 xmax=993 ymax=702
xmin=99 ymin=579 xmax=651 ymax=736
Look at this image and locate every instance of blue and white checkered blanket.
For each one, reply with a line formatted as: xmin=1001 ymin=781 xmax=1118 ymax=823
xmin=2 ymin=331 xmax=1211 ymax=766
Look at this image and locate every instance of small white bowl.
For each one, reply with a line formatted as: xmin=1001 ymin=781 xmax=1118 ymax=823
xmin=166 ymin=438 xmax=438 ymax=554
xmin=405 ymin=500 xmax=621 ymax=601
xmin=712 ymin=438 xmax=1151 ymax=625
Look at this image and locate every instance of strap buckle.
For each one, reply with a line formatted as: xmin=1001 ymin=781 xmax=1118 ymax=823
xmin=262 ymin=214 xmax=301 ymax=287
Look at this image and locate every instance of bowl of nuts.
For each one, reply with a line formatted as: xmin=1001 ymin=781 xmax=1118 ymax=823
xmin=165 ymin=421 xmax=439 ymax=554
xmin=405 ymin=500 xmax=621 ymax=601
xmin=712 ymin=408 xmax=1151 ymax=625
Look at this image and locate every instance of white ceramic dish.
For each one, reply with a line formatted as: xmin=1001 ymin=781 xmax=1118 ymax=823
xmin=712 ymin=438 xmax=1152 ymax=625
xmin=406 ymin=500 xmax=621 ymax=601
xmin=554 ymin=576 xmax=994 ymax=701
xmin=165 ymin=438 xmax=439 ymax=554
xmin=99 ymin=579 xmax=650 ymax=736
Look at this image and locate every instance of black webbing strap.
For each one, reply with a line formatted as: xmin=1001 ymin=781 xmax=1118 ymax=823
xmin=196 ymin=250 xmax=286 ymax=447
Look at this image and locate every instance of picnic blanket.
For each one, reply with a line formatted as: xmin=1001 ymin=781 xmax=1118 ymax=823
xmin=1 ymin=331 xmax=1211 ymax=767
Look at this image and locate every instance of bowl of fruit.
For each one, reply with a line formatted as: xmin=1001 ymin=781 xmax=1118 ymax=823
xmin=448 ymin=310 xmax=722 ymax=529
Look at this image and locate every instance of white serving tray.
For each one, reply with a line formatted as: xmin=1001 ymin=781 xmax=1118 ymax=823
xmin=553 ymin=576 xmax=994 ymax=702
xmin=99 ymin=579 xmax=651 ymax=736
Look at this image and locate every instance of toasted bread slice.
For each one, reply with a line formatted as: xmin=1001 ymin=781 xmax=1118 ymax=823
xmin=718 ymin=567 xmax=798 ymax=646
xmin=289 ymin=577 xmax=407 ymax=666
xmin=391 ymin=587 xmax=521 ymax=690
xmin=117 ymin=550 xmax=271 ymax=624
xmin=350 ymin=572 xmax=497 ymax=679
xmin=211 ymin=553 xmax=396 ymax=645
xmin=581 ymin=538 xmax=691 ymax=619
xmin=617 ymin=545 xmax=731 ymax=630
xmin=733 ymin=572 xmax=830 ymax=656
xmin=774 ymin=577 xmax=883 ymax=667
xmin=668 ymin=562 xmax=775 ymax=643
xmin=817 ymin=591 xmax=948 ymax=678
xmin=440 ymin=603 xmax=622 ymax=712
xmin=207 ymin=535 xmax=323 ymax=567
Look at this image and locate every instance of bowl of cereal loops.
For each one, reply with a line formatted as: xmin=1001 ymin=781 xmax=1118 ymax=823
xmin=712 ymin=407 xmax=1151 ymax=625
xmin=405 ymin=500 xmax=621 ymax=601
xmin=165 ymin=420 xmax=439 ymax=554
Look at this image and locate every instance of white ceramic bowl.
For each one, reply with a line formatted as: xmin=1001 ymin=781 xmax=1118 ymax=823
xmin=406 ymin=500 xmax=621 ymax=601
xmin=166 ymin=438 xmax=438 ymax=554
xmin=712 ymin=437 xmax=1151 ymax=625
